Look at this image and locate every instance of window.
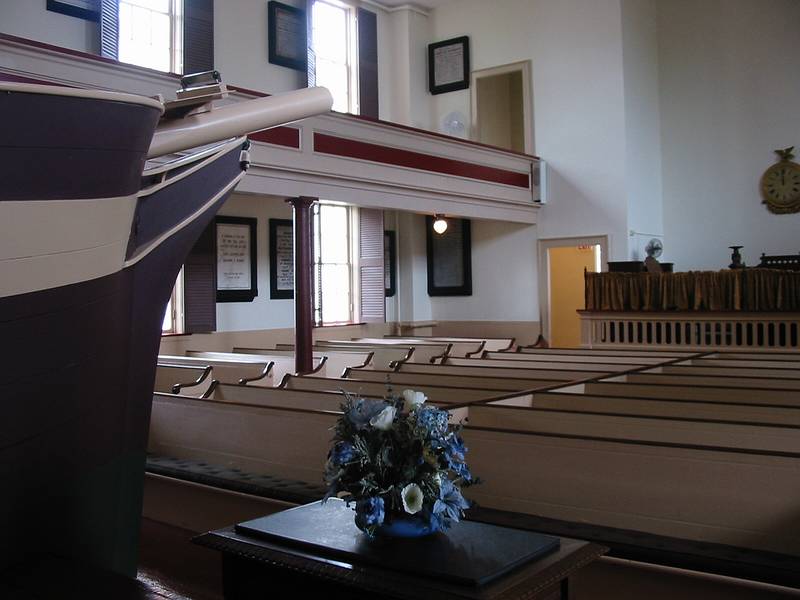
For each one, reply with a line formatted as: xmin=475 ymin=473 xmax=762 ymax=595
xmin=162 ymin=267 xmax=185 ymax=334
xmin=313 ymin=203 xmax=356 ymax=325
xmin=118 ymin=0 xmax=183 ymax=73
xmin=311 ymin=0 xmax=358 ymax=114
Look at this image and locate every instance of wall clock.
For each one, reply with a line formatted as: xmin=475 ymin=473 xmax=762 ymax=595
xmin=760 ymin=146 xmax=800 ymax=214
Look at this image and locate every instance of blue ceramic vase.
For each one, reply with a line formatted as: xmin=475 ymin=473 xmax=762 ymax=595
xmin=374 ymin=512 xmax=435 ymax=538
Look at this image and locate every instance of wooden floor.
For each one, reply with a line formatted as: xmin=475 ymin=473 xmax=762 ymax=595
xmin=138 ymin=518 xmax=223 ymax=600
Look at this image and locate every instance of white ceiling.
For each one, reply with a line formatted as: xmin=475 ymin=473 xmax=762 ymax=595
xmin=371 ymin=0 xmax=455 ymax=11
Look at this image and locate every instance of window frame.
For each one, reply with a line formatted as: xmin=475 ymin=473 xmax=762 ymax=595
xmin=311 ymin=0 xmax=360 ymax=114
xmin=162 ymin=267 xmax=185 ymax=335
xmin=117 ymin=0 xmax=183 ymax=74
xmin=312 ymin=202 xmax=358 ymax=327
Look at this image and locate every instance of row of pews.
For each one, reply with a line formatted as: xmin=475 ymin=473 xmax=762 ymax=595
xmin=147 ymin=337 xmax=800 ymax=589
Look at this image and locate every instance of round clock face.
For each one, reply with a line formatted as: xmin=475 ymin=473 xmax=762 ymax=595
xmin=761 ymin=162 xmax=800 ymax=213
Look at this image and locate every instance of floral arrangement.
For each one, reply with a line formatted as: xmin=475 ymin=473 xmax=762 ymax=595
xmin=324 ymin=388 xmax=477 ymax=536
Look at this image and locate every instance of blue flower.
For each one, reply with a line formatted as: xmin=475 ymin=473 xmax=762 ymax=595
xmin=444 ymin=434 xmax=472 ymax=482
xmin=432 ymin=478 xmax=470 ymax=528
xmin=329 ymin=441 xmax=356 ymax=466
xmin=354 ymin=496 xmax=385 ymax=530
xmin=347 ymin=398 xmax=390 ymax=430
xmin=416 ymin=406 xmax=449 ymax=436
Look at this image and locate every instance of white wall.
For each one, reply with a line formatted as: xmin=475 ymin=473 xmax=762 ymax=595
xmin=428 ymin=219 xmax=539 ymax=322
xmin=215 ymin=192 xmax=295 ymax=331
xmin=621 ymin=0 xmax=664 ymax=261
xmin=0 ymin=0 xmax=98 ymax=53
xmin=214 ymin=0 xmax=306 ymax=94
xmin=428 ymin=0 xmax=630 ymax=261
xmin=658 ymin=0 xmax=800 ymax=270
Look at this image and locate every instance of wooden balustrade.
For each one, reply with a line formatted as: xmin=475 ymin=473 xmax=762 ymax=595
xmin=579 ymin=311 xmax=800 ymax=350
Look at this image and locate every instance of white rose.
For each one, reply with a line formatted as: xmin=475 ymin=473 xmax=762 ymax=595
xmin=402 ymin=389 xmax=427 ymax=413
xmin=401 ymin=483 xmax=424 ymax=514
xmin=369 ymin=406 xmax=396 ymax=430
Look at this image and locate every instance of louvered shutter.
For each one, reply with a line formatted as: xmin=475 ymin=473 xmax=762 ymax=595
xmin=359 ymin=208 xmax=385 ymax=323
xmin=184 ymin=0 xmax=215 ymax=75
xmin=183 ymin=220 xmax=217 ymax=333
xmin=306 ymin=0 xmax=316 ymax=87
xmin=99 ymin=0 xmax=119 ymax=60
xmin=357 ymin=8 xmax=378 ymax=119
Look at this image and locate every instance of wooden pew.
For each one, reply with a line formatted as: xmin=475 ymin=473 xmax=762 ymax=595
xmin=466 ymin=403 xmax=800 ymax=453
xmin=707 ymin=351 xmax=800 ymax=361
xmin=680 ymin=358 xmax=800 ymax=369
xmin=653 ymin=364 xmax=800 ymax=379
xmin=497 ymin=390 xmax=800 ymax=427
xmin=313 ymin=340 xmax=448 ymax=364
xmin=621 ymin=372 xmax=800 ymax=390
xmin=351 ymin=337 xmax=482 ymax=358
xmin=442 ymin=356 xmax=635 ymax=372
xmin=570 ymin=380 xmax=800 ymax=405
xmin=395 ymin=362 xmax=612 ymax=381
xmin=149 ymin=392 xmax=338 ymax=484
xmin=158 ymin=355 xmax=272 ymax=386
xmin=154 ymin=364 xmax=212 ymax=395
xmin=189 ymin=351 xmax=326 ymax=384
xmin=274 ymin=343 xmax=415 ymax=369
xmin=383 ymin=335 xmax=515 ymax=352
xmin=281 ymin=374 xmax=507 ymax=404
xmin=203 ymin=381 xmax=378 ymax=410
xmin=233 ymin=346 xmax=372 ymax=375
xmin=479 ymin=351 xmax=671 ymax=365
xmin=342 ymin=367 xmax=560 ymax=391
xmin=517 ymin=347 xmax=696 ymax=358
xmin=462 ymin=426 xmax=800 ymax=555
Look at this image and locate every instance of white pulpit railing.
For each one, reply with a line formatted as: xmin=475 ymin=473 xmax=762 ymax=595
xmin=579 ymin=311 xmax=800 ymax=351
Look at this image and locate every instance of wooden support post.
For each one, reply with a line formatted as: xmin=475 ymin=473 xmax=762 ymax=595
xmin=289 ymin=196 xmax=316 ymax=374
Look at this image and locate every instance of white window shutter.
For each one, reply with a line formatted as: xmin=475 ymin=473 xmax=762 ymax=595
xmin=359 ymin=208 xmax=385 ymax=323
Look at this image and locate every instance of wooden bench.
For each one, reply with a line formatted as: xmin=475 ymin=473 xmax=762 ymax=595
xmin=652 ymin=364 xmax=800 ymax=379
xmin=479 ymin=351 xmax=671 ymax=365
xmin=314 ymin=340 xmax=448 ymax=364
xmin=466 ymin=403 xmax=800 ymax=453
xmin=342 ymin=367 xmax=563 ymax=391
xmin=678 ymin=357 xmax=800 ymax=369
xmin=491 ymin=390 xmax=800 ymax=427
xmin=233 ymin=346 xmax=372 ymax=375
xmin=462 ymin=425 xmax=800 ymax=556
xmin=352 ymin=337 xmax=483 ymax=358
xmin=275 ymin=343 xmax=415 ymax=369
xmin=203 ymin=381 xmax=376 ymax=410
xmin=158 ymin=355 xmax=272 ymax=385
xmin=442 ymin=356 xmax=636 ymax=372
xmin=621 ymin=372 xmax=800 ymax=390
xmin=154 ymin=364 xmax=212 ymax=395
xmin=517 ymin=347 xmax=696 ymax=358
xmin=707 ymin=351 xmax=800 ymax=361
xmin=383 ymin=335 xmax=515 ymax=352
xmin=281 ymin=374 xmax=507 ymax=404
xmin=149 ymin=393 xmax=339 ymax=484
xmin=395 ymin=362 xmax=613 ymax=381
xmin=563 ymin=380 xmax=800 ymax=405
xmin=189 ymin=351 xmax=327 ymax=384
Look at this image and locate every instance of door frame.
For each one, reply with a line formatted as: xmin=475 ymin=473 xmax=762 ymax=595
xmin=470 ymin=60 xmax=533 ymax=154
xmin=537 ymin=235 xmax=608 ymax=346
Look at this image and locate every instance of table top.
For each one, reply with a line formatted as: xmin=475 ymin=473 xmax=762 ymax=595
xmin=194 ymin=501 xmax=607 ymax=600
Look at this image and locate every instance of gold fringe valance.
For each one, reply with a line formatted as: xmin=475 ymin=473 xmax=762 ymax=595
xmin=584 ymin=269 xmax=800 ymax=312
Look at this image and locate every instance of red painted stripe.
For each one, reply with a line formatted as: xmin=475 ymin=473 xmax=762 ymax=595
xmin=0 ymin=73 xmax=64 ymax=86
xmin=314 ymin=133 xmax=530 ymax=188
xmin=249 ymin=127 xmax=301 ymax=149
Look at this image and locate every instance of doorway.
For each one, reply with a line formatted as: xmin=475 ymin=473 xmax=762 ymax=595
xmin=471 ymin=61 xmax=532 ymax=153
xmin=538 ymin=236 xmax=607 ymax=348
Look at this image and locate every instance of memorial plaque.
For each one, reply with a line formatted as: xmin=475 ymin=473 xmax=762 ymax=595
xmin=216 ymin=216 xmax=258 ymax=302
xmin=427 ymin=217 xmax=472 ymax=296
xmin=270 ymin=218 xmax=294 ymax=299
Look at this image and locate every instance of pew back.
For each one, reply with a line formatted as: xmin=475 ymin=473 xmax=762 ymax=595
xmin=154 ymin=364 xmax=212 ymax=395
xmin=158 ymin=355 xmax=271 ymax=386
xmin=443 ymin=357 xmax=635 ymax=372
xmin=396 ymin=362 xmax=611 ymax=381
xmin=573 ymin=381 xmax=800 ymax=405
xmin=342 ymin=368 xmax=558 ymax=391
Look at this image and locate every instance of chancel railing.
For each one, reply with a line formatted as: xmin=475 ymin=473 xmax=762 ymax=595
xmin=580 ymin=270 xmax=800 ymax=350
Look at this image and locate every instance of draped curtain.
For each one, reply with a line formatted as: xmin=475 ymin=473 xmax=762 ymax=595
xmin=585 ymin=270 xmax=800 ymax=312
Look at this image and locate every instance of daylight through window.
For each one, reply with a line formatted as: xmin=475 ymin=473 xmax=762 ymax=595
xmin=312 ymin=0 xmax=358 ymax=114
xmin=118 ymin=0 xmax=183 ymax=73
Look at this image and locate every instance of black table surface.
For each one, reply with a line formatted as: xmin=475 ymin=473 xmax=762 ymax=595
xmin=195 ymin=501 xmax=607 ymax=600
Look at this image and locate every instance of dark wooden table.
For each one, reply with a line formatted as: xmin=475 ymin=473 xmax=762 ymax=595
xmin=194 ymin=502 xmax=606 ymax=600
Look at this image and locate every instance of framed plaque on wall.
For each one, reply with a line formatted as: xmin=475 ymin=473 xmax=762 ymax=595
xmin=269 ymin=218 xmax=294 ymax=299
xmin=268 ymin=1 xmax=307 ymax=72
xmin=426 ymin=217 xmax=472 ymax=296
xmin=216 ymin=216 xmax=258 ymax=302
xmin=428 ymin=36 xmax=470 ymax=95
